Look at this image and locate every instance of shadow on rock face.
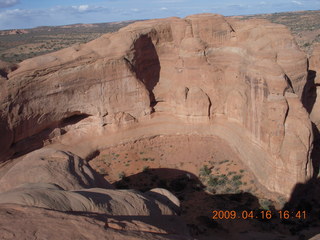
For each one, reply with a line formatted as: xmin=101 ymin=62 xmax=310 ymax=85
xmin=311 ymin=123 xmax=320 ymax=179
xmin=7 ymin=112 xmax=92 ymax=162
xmin=283 ymin=178 xmax=320 ymax=237
xmin=0 ymin=60 xmax=18 ymax=79
xmin=125 ymin=34 xmax=161 ymax=109
xmin=302 ymin=70 xmax=317 ymax=114
xmin=0 ymin=116 xmax=13 ymax=162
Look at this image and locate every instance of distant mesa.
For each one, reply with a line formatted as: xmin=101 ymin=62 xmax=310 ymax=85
xmin=0 ymin=29 xmax=28 ymax=35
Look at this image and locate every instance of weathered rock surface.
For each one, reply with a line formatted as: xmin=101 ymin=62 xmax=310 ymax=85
xmin=0 ymin=148 xmax=112 ymax=192
xmin=0 ymin=203 xmax=190 ymax=240
xmin=309 ymin=43 xmax=320 ymax=84
xmin=0 ymin=149 xmax=190 ymax=239
xmin=0 ymin=14 xmax=313 ymax=197
xmin=0 ymin=183 xmax=179 ymax=217
xmin=308 ymin=43 xmax=320 ymax=133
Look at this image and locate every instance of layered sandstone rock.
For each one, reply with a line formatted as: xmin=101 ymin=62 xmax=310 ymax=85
xmin=0 ymin=183 xmax=180 ymax=220
xmin=0 ymin=148 xmax=112 ymax=192
xmin=0 ymin=149 xmax=189 ymax=239
xmin=0 ymin=14 xmax=313 ymax=196
xmin=0 ymin=204 xmax=190 ymax=240
xmin=308 ymin=43 xmax=320 ymax=133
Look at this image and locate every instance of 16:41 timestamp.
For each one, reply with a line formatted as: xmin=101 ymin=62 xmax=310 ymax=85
xmin=212 ymin=210 xmax=307 ymax=220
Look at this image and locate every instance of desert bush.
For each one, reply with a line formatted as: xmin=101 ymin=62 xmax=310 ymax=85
xmin=232 ymin=175 xmax=242 ymax=181
xmin=199 ymin=165 xmax=211 ymax=176
xmin=227 ymin=171 xmax=237 ymax=176
xmin=259 ymin=198 xmax=273 ymax=210
xmin=207 ymin=175 xmax=218 ymax=187
xmin=233 ymin=180 xmax=242 ymax=188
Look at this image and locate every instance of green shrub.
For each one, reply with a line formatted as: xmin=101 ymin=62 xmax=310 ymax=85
xmin=199 ymin=165 xmax=211 ymax=176
xmin=228 ymin=171 xmax=237 ymax=176
xmin=303 ymin=42 xmax=310 ymax=47
xmin=233 ymin=180 xmax=242 ymax=187
xmin=232 ymin=175 xmax=242 ymax=181
xmin=207 ymin=176 xmax=218 ymax=187
xmin=259 ymin=199 xmax=273 ymax=210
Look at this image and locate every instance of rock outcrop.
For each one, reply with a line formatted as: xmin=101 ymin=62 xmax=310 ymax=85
xmin=0 ymin=14 xmax=313 ymax=197
xmin=0 ymin=149 xmax=190 ymax=240
xmin=0 ymin=203 xmax=190 ymax=240
xmin=0 ymin=148 xmax=112 ymax=192
xmin=0 ymin=60 xmax=18 ymax=80
xmin=0 ymin=183 xmax=180 ymax=219
xmin=307 ymin=43 xmax=320 ymax=134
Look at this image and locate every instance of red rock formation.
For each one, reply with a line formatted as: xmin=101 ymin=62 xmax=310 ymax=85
xmin=308 ymin=43 xmax=320 ymax=131
xmin=0 ymin=148 xmax=112 ymax=192
xmin=0 ymin=14 xmax=313 ymax=196
xmin=0 ymin=204 xmax=191 ymax=240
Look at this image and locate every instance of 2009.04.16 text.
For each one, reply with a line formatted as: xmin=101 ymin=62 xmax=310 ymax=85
xmin=212 ymin=210 xmax=307 ymax=220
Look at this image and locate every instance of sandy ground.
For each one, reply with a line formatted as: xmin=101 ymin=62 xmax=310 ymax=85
xmin=90 ymin=135 xmax=261 ymax=195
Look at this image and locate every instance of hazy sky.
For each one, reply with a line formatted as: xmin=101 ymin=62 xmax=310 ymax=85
xmin=0 ymin=0 xmax=319 ymax=30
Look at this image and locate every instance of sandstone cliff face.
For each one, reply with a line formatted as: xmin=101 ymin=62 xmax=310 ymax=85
xmin=0 ymin=14 xmax=313 ymax=196
xmin=308 ymin=43 xmax=320 ymax=133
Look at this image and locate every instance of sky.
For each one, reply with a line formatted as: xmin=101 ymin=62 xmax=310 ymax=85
xmin=0 ymin=0 xmax=319 ymax=30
